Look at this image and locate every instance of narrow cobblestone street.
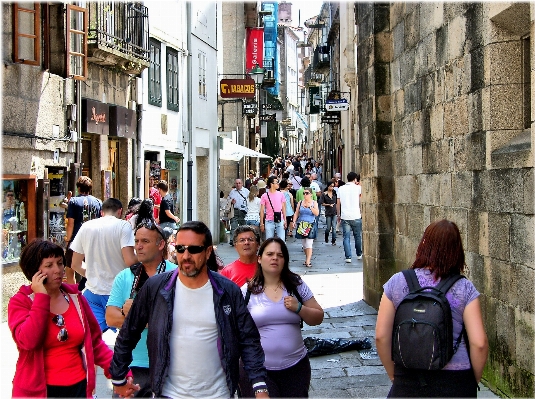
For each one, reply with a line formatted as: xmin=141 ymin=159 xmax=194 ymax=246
xmin=0 ymin=219 xmax=500 ymax=397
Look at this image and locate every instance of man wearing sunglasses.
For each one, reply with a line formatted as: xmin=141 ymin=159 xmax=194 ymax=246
xmin=106 ymin=221 xmax=178 ymax=397
xmin=111 ymin=221 xmax=269 ymax=399
xmin=221 ymin=225 xmax=261 ymax=287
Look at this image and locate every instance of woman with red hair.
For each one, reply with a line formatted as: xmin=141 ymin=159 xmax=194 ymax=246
xmin=375 ymin=219 xmax=488 ymax=397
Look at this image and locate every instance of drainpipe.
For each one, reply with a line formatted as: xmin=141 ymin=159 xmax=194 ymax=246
xmin=186 ymin=2 xmax=193 ymax=221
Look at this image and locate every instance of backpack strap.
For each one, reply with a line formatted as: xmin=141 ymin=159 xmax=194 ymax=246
xmin=401 ymin=269 xmax=421 ymax=293
xmin=244 ymin=289 xmax=251 ymax=305
xmin=435 ymin=274 xmax=465 ymax=295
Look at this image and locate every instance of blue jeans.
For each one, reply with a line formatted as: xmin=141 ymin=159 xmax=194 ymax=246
xmin=246 ymin=220 xmax=260 ymax=227
xmin=265 ymin=219 xmax=286 ymax=241
xmin=83 ymin=289 xmax=116 ymax=333
xmin=342 ymin=218 xmax=362 ymax=259
xmin=325 ymin=215 xmax=336 ymax=243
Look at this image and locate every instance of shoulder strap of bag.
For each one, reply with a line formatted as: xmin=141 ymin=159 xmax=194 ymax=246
xmin=436 ymin=274 xmax=466 ymax=294
xmin=236 ymin=189 xmax=247 ymax=201
xmin=402 ymin=269 xmax=421 ymax=293
xmin=245 ymin=289 xmax=251 ymax=305
xmin=266 ymin=192 xmax=276 ymax=211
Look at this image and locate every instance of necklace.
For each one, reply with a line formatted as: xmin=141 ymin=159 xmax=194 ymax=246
xmin=266 ymin=282 xmax=283 ymax=293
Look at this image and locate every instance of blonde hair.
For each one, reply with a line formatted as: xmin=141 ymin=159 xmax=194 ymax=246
xmin=248 ymin=185 xmax=258 ymax=201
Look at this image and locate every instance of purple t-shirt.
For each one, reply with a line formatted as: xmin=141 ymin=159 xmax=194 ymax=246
xmin=242 ymin=281 xmax=313 ymax=370
xmin=260 ymin=191 xmax=286 ymax=222
xmin=383 ymin=268 xmax=480 ymax=370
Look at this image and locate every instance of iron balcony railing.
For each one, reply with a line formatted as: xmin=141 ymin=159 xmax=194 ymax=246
xmin=312 ymin=44 xmax=330 ymax=73
xmin=88 ymin=2 xmax=150 ymax=62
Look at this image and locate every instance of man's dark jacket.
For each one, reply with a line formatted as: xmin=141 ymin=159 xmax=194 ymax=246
xmin=110 ymin=269 xmax=267 ymax=397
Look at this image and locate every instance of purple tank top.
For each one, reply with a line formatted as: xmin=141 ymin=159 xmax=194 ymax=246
xmin=383 ymin=268 xmax=480 ymax=370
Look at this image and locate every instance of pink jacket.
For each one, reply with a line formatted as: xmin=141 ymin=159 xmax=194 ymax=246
xmin=8 ymin=283 xmax=114 ymax=398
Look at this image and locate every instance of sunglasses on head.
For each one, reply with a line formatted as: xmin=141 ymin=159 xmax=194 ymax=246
xmin=175 ymin=245 xmax=207 ymax=254
xmin=52 ymin=314 xmax=69 ymax=342
xmin=136 ymin=220 xmax=166 ymax=241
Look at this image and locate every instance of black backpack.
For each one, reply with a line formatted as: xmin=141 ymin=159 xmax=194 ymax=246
xmin=391 ymin=269 xmax=466 ymax=370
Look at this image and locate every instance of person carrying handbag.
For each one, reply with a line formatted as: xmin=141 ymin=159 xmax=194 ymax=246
xmin=291 ymin=188 xmax=319 ymax=267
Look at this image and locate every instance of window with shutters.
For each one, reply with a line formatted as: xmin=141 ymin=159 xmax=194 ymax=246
xmin=66 ymin=4 xmax=88 ymax=80
xmin=167 ymin=48 xmax=179 ymax=111
xmin=149 ymin=39 xmax=162 ymax=107
xmin=13 ymin=3 xmax=41 ymax=66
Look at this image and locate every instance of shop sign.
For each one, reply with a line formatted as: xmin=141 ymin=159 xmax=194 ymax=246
xmin=286 ymin=125 xmax=296 ymax=131
xmin=246 ymin=27 xmax=264 ymax=71
xmin=82 ymin=99 xmax=109 ymax=135
xmin=109 ymin=105 xmax=136 ymax=139
xmin=321 ymin=112 xmax=340 ymax=124
xmin=243 ymin=101 xmax=258 ymax=115
xmin=325 ymin=99 xmax=350 ymax=111
xmin=220 ymin=79 xmax=256 ymax=98
xmin=259 ymin=113 xmax=276 ymax=122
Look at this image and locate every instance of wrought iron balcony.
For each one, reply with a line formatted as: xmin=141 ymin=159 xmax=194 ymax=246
xmin=312 ymin=44 xmax=330 ymax=74
xmin=87 ymin=2 xmax=150 ymax=74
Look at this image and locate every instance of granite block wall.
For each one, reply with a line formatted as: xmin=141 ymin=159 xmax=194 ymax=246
xmin=357 ymin=2 xmax=534 ymax=396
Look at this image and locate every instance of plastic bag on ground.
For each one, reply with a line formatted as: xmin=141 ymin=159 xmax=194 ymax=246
xmin=304 ymin=337 xmax=372 ymax=357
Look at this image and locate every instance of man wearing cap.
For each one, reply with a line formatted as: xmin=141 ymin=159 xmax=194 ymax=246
xmin=228 ymin=179 xmax=249 ymax=246
xmin=106 ymin=222 xmax=178 ymax=397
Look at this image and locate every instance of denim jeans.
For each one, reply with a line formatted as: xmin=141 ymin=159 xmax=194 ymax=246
xmin=342 ymin=218 xmax=362 ymax=259
xmin=246 ymin=220 xmax=260 ymax=227
xmin=265 ymin=219 xmax=286 ymax=241
xmin=325 ymin=215 xmax=337 ymax=243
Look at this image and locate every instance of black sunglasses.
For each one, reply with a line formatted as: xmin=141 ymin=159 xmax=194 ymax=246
xmin=52 ymin=314 xmax=69 ymax=342
xmin=135 ymin=220 xmax=166 ymax=241
xmin=175 ymin=245 xmax=207 ymax=254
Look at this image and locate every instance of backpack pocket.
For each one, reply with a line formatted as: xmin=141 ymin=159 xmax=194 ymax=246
xmin=393 ymin=320 xmax=443 ymax=370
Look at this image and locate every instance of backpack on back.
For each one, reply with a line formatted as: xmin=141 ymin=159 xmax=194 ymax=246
xmin=391 ymin=269 xmax=465 ymax=370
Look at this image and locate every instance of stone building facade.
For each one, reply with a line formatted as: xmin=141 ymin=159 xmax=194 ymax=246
xmin=356 ymin=3 xmax=534 ymax=396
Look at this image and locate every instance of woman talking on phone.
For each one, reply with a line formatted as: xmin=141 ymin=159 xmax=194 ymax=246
xmin=8 ymin=239 xmax=137 ymax=398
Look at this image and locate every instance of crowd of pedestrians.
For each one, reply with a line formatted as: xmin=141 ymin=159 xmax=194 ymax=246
xmin=7 ymin=163 xmax=489 ymax=398
xmin=222 ymin=153 xmax=363 ymax=265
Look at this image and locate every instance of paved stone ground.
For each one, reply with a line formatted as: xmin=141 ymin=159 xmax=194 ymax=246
xmin=0 ymin=215 xmax=500 ymax=397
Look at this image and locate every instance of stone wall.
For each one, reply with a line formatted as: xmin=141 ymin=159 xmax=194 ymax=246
xmin=357 ymin=2 xmax=534 ymax=397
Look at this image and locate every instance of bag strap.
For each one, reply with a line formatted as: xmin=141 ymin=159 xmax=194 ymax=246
xmin=436 ymin=274 xmax=465 ymax=295
xmin=266 ymin=192 xmax=276 ymax=212
xmin=245 ymin=289 xmax=251 ymax=305
xmin=402 ymin=269 xmax=421 ymax=293
xmin=236 ymin=189 xmax=247 ymax=202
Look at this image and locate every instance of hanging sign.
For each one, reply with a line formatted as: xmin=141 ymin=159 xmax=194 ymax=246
xmin=321 ymin=112 xmax=340 ymax=124
xmin=246 ymin=27 xmax=264 ymax=71
xmin=259 ymin=113 xmax=276 ymax=122
xmin=220 ymin=79 xmax=256 ymax=98
xmin=243 ymin=101 xmax=258 ymax=115
xmin=325 ymin=99 xmax=350 ymax=111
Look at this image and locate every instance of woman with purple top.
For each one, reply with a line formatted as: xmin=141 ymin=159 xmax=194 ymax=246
xmin=239 ymin=238 xmax=324 ymax=397
xmin=375 ymin=219 xmax=489 ymax=397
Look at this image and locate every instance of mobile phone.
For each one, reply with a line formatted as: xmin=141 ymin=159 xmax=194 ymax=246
xmin=43 ymin=278 xmax=47 ymax=284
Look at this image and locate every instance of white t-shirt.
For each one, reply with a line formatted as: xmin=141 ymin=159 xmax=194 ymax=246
xmin=162 ymin=278 xmax=229 ymax=399
xmin=245 ymin=197 xmax=261 ymax=221
xmin=337 ymin=182 xmax=362 ymax=220
xmin=228 ymin=188 xmax=250 ymax=212
xmin=310 ymin=181 xmax=321 ymax=194
xmin=70 ymin=215 xmax=135 ymax=295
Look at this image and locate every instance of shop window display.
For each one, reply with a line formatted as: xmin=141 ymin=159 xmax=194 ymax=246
xmin=2 ymin=182 xmax=28 ymax=263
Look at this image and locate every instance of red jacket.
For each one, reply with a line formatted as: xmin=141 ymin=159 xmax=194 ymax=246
xmin=8 ymin=283 xmax=114 ymax=398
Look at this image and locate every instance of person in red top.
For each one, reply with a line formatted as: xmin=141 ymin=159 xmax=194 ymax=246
xmin=149 ymin=175 xmax=161 ymax=220
xmin=220 ymin=225 xmax=260 ymax=287
xmin=8 ymin=239 xmax=138 ymax=398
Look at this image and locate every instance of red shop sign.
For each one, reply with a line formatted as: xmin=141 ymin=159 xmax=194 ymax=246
xmin=246 ymin=27 xmax=264 ymax=71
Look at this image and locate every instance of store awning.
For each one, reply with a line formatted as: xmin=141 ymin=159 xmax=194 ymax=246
xmin=220 ymin=139 xmax=272 ymax=161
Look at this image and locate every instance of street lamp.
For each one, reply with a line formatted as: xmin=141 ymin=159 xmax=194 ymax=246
xmin=249 ymin=65 xmax=265 ymax=86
